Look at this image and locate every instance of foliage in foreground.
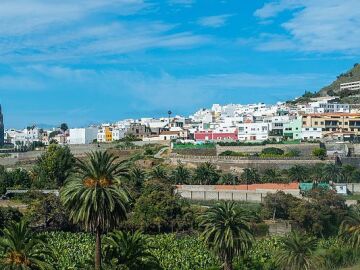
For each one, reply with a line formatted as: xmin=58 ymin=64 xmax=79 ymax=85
xmin=43 ymin=232 xmax=218 ymax=270
xmin=17 ymin=231 xmax=360 ymax=270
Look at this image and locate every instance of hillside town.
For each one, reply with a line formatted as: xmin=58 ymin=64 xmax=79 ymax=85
xmin=2 ymin=81 xmax=360 ymax=148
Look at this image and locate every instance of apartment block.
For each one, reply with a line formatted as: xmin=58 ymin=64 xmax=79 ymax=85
xmin=302 ymin=113 xmax=360 ymax=134
xmin=340 ymin=81 xmax=360 ymax=91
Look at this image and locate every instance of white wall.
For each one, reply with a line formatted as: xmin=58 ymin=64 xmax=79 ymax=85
xmin=69 ymin=128 xmax=98 ymax=144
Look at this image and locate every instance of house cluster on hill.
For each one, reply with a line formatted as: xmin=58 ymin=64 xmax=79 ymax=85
xmin=3 ymin=93 xmax=360 ymax=148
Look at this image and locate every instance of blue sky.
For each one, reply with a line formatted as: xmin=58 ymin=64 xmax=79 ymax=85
xmin=1 ymin=0 xmax=360 ymax=128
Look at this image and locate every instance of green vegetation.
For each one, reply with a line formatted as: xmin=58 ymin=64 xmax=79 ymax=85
xmin=32 ymin=144 xmax=75 ymax=188
xmin=173 ymin=142 xmax=215 ymax=149
xmin=60 ymin=151 xmax=129 ymax=270
xmin=287 ymin=91 xmax=319 ymax=104
xmin=313 ymin=147 xmax=327 ymax=160
xmin=318 ymin=63 xmax=360 ymax=99
xmin=219 ymin=150 xmax=248 ymax=157
xmin=1 ymin=147 xmax=360 ymax=270
xmin=0 ymin=220 xmax=53 ymax=269
xmin=199 ymin=201 xmax=254 ymax=270
xmin=218 ymin=140 xmax=301 ymax=146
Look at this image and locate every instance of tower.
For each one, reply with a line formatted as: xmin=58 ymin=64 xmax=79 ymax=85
xmin=0 ymin=105 xmax=4 ymax=146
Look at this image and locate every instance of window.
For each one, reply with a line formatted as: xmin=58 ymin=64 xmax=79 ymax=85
xmin=320 ymin=122 xmax=324 ymax=125
xmin=303 ymin=121 xmax=306 ymax=125
xmin=314 ymin=121 xmax=318 ymax=125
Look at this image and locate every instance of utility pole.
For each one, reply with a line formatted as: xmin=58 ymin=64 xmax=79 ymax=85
xmin=168 ymin=110 xmax=172 ymax=130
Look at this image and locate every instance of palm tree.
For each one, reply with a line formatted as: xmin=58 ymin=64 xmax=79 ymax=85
xmin=60 ymin=151 xmax=129 ymax=270
xmin=240 ymin=168 xmax=259 ymax=184
xmin=171 ymin=162 xmax=191 ymax=184
xmin=219 ymin=173 xmax=238 ymax=185
xmin=149 ymin=165 xmax=168 ymax=181
xmin=199 ymin=201 xmax=253 ymax=270
xmin=194 ymin=162 xmax=220 ymax=185
xmin=275 ymin=232 xmax=323 ymax=270
xmin=128 ymin=167 xmax=146 ymax=195
xmin=323 ymin=164 xmax=344 ymax=183
xmin=262 ymin=168 xmax=281 ymax=183
xmin=309 ymin=164 xmax=325 ymax=183
xmin=0 ymin=221 xmax=53 ymax=269
xmin=103 ymin=230 xmax=162 ymax=270
xmin=339 ymin=205 xmax=360 ymax=249
xmin=342 ymin=165 xmax=356 ymax=183
xmin=288 ymin=165 xmax=308 ymax=182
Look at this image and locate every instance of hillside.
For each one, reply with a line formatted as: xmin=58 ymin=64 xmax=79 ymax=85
xmin=318 ymin=63 xmax=360 ymax=99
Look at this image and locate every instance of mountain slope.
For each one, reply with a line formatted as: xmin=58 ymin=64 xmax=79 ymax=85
xmin=318 ymin=63 xmax=360 ymax=97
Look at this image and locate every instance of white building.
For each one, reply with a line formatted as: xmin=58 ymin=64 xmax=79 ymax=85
xmin=5 ymin=129 xmax=27 ymax=145
xmin=68 ymin=127 xmax=98 ymax=144
xmin=23 ymin=126 xmax=41 ymax=143
xmin=340 ymin=81 xmax=360 ymax=91
xmin=316 ymin=103 xmax=350 ymax=113
xmin=112 ymin=128 xmax=126 ymax=141
xmin=301 ymin=127 xmax=323 ymax=141
xmin=237 ymin=122 xmax=270 ymax=142
xmin=190 ymin=109 xmax=214 ymax=123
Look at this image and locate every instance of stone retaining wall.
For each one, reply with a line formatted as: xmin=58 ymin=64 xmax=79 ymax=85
xmin=170 ymin=155 xmax=331 ymax=170
xmin=216 ymin=143 xmax=319 ymax=156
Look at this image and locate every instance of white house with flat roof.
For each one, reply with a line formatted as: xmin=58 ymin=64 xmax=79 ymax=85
xmin=68 ymin=127 xmax=98 ymax=144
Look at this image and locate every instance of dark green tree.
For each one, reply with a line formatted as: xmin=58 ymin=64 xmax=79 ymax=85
xmin=0 ymin=221 xmax=53 ymax=269
xmin=32 ymin=144 xmax=75 ymax=188
xmin=149 ymin=165 xmax=168 ymax=181
xmin=240 ymin=168 xmax=259 ymax=184
xmin=312 ymin=148 xmax=327 ymax=160
xmin=103 ymin=230 xmax=162 ymax=270
xmin=262 ymin=168 xmax=282 ymax=183
xmin=60 ymin=151 xmax=129 ymax=270
xmin=339 ymin=205 xmax=360 ymax=249
xmin=288 ymin=165 xmax=309 ymax=182
xmin=219 ymin=173 xmax=238 ymax=185
xmin=60 ymin=123 xmax=69 ymax=132
xmin=171 ymin=162 xmax=191 ymax=184
xmin=199 ymin=201 xmax=254 ymax=270
xmin=323 ymin=164 xmax=344 ymax=183
xmin=194 ymin=162 xmax=220 ymax=185
xmin=26 ymin=194 xmax=70 ymax=230
xmin=0 ymin=207 xmax=22 ymax=230
xmin=132 ymin=179 xmax=182 ymax=232
xmin=275 ymin=232 xmax=323 ymax=270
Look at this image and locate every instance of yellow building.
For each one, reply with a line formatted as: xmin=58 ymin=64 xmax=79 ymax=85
xmin=104 ymin=127 xmax=112 ymax=142
xmin=302 ymin=113 xmax=360 ymax=134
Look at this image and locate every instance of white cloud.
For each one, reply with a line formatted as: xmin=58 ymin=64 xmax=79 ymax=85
xmin=254 ymin=0 xmax=303 ymax=19
xmin=168 ymin=0 xmax=194 ymax=7
xmin=0 ymin=1 xmax=209 ymax=63
xmin=197 ymin=14 xmax=232 ymax=28
xmin=254 ymin=0 xmax=360 ymax=53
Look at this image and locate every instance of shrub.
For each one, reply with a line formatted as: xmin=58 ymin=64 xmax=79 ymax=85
xmin=261 ymin=147 xmax=284 ymax=156
xmin=285 ymin=148 xmax=301 ymax=157
xmin=219 ymin=150 xmax=247 ymax=157
xmin=0 ymin=207 xmax=23 ymax=230
xmin=312 ymin=148 xmax=327 ymax=160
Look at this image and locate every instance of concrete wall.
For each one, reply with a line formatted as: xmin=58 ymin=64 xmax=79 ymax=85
xmin=216 ymin=143 xmax=319 ymax=156
xmin=176 ymin=183 xmax=360 ymax=203
xmin=176 ymin=185 xmax=302 ymax=203
xmin=345 ymin=183 xmax=360 ymax=193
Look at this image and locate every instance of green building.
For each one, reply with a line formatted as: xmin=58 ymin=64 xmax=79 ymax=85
xmin=283 ymin=117 xmax=302 ymax=140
